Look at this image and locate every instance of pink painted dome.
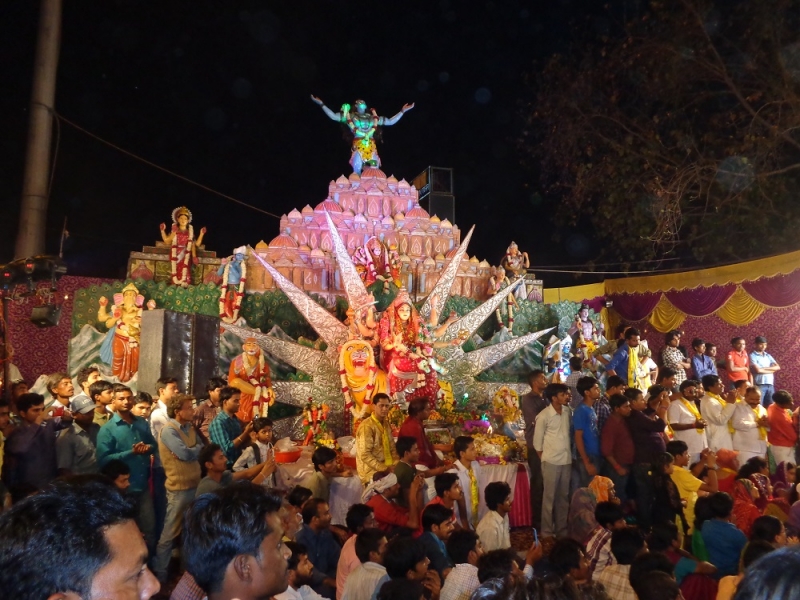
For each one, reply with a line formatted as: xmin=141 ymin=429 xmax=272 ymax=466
xmin=361 ymin=167 xmax=387 ymax=179
xmin=268 ymin=231 xmax=298 ymax=249
xmin=315 ymin=198 xmax=343 ymax=212
xmin=406 ymin=204 xmax=430 ymax=219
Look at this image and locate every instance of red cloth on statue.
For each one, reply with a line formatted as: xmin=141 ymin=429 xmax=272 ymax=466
xmin=171 ymin=228 xmax=192 ymax=285
xmin=112 ymin=332 xmax=139 ymax=382
xmin=228 ymin=354 xmax=272 ymax=423
xmin=378 ymin=296 xmax=438 ymax=401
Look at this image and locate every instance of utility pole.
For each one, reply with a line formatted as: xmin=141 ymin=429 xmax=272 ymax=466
xmin=15 ymin=0 xmax=62 ymax=259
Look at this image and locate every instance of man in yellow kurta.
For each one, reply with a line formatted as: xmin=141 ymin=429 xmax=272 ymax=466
xmin=355 ymin=393 xmax=398 ymax=484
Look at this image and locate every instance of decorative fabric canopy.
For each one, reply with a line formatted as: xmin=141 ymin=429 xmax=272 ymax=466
xmin=610 ymin=269 xmax=800 ymax=333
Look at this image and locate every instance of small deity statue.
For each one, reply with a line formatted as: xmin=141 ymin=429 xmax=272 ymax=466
xmin=377 ymin=289 xmax=458 ymax=403
xmin=353 ymin=237 xmax=402 ymax=293
xmin=568 ymin=303 xmax=604 ymax=343
xmin=500 ymin=241 xmax=530 ymax=300
xmin=310 ymin=95 xmax=414 ymax=174
xmin=228 ymin=337 xmax=275 ymax=422
xmin=218 ymin=246 xmax=248 ymax=324
xmin=159 ymin=206 xmax=207 ymax=287
xmin=492 ymin=386 xmax=521 ymax=440
xmin=339 ymin=339 xmax=388 ymax=422
xmin=98 ymin=282 xmax=156 ymax=382
xmin=487 ymin=266 xmax=517 ymax=334
xmin=345 ymin=296 xmax=380 ymax=348
xmin=302 ymin=399 xmax=331 ymax=446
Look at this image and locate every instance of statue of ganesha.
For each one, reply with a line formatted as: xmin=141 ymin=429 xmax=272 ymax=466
xmin=377 ymin=289 xmax=458 ymax=403
xmin=160 ymin=206 xmax=206 ymax=287
xmin=98 ymin=282 xmax=156 ymax=382
xmin=345 ymin=294 xmax=380 ymax=352
xmin=311 ymin=95 xmax=414 ymax=174
xmin=492 ymin=386 xmax=521 ymax=440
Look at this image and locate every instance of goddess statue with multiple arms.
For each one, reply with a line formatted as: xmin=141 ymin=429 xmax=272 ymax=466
xmin=377 ymin=289 xmax=461 ymax=403
xmin=159 ymin=206 xmax=206 ymax=287
xmin=98 ymin=282 xmax=156 ymax=382
xmin=352 ymin=236 xmax=402 ymax=295
xmin=310 ymin=95 xmax=414 ymax=174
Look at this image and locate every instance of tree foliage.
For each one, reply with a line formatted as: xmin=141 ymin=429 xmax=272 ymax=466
xmin=521 ymin=0 xmax=800 ymax=267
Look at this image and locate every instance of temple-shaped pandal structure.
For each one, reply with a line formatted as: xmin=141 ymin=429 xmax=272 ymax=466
xmin=247 ymin=167 xmax=493 ymax=301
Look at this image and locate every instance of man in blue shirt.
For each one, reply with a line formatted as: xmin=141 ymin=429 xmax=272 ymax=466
xmin=208 ymin=386 xmax=253 ymax=468
xmin=296 ymin=498 xmax=342 ymax=598
xmin=605 ymin=328 xmax=641 ymax=387
xmin=96 ymin=384 xmax=157 ymax=556
xmin=573 ymin=376 xmax=601 ymax=489
xmin=691 ymin=338 xmax=717 ymax=380
xmin=419 ymin=503 xmax=455 ymax=581
xmin=701 ymin=492 xmax=747 ymax=577
xmin=750 ymin=336 xmax=780 ymax=407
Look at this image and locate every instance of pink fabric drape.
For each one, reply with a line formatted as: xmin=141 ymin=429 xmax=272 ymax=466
xmin=610 ymin=292 xmax=662 ymax=322
xmin=665 ymin=284 xmax=736 ymax=316
xmin=639 ymin=309 xmax=800 ymax=396
xmin=742 ymin=271 xmax=800 ymax=308
xmin=9 ymin=275 xmax=111 ymax=384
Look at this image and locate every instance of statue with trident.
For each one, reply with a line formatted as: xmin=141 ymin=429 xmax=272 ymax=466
xmin=310 ymin=95 xmax=414 ymax=174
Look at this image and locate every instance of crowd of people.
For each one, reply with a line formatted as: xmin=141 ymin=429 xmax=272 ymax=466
xmin=0 ymin=325 xmax=797 ymax=600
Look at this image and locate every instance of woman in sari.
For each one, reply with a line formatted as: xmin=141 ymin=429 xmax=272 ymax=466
xmin=731 ymin=479 xmax=761 ymax=537
xmin=567 ymin=475 xmax=616 ymax=544
xmin=748 ymin=470 xmax=791 ymax=525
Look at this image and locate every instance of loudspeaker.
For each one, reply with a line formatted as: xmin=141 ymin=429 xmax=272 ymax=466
xmin=138 ymin=309 xmax=220 ymax=398
xmin=422 ymin=193 xmax=455 ymax=224
xmin=30 ymin=304 xmax=62 ymax=328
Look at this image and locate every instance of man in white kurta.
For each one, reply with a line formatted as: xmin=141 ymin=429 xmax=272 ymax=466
xmin=449 ymin=437 xmax=484 ymax=528
xmin=667 ymin=380 xmax=708 ymax=464
xmin=731 ymin=387 xmax=769 ymax=464
xmin=699 ymin=375 xmax=737 ymax=452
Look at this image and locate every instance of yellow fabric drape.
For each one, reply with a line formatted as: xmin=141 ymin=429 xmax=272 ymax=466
xmin=715 ymin=286 xmax=765 ymax=326
xmin=648 ymin=294 xmax=687 ymax=333
xmin=543 ymin=283 xmax=606 ymax=304
xmin=604 ymin=249 xmax=800 ymax=294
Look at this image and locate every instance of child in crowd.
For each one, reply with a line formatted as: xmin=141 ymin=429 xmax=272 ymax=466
xmin=234 ymin=417 xmax=275 ymax=487
xmin=475 ymin=481 xmax=512 ymax=551
xmin=131 ymin=391 xmax=153 ymax=419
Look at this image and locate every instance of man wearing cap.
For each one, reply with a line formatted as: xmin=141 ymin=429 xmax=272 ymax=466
xmin=750 ymin=336 xmax=780 ymax=407
xmin=363 ymin=471 xmax=425 ymax=534
xmin=56 ymin=395 xmax=101 ymax=476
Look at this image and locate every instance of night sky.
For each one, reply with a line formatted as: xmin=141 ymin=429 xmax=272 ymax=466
xmin=0 ymin=1 xmax=627 ymax=288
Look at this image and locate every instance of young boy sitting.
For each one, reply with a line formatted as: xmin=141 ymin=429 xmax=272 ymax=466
xmin=233 ymin=417 xmax=275 ymax=487
xmin=475 ymin=481 xmax=512 ymax=551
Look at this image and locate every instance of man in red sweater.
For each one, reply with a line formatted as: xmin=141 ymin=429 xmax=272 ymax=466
xmin=767 ymin=390 xmax=798 ymax=466
xmin=600 ymin=394 xmax=635 ymax=504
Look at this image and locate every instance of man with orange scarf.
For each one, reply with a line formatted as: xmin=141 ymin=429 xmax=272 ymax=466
xmin=355 ymin=393 xmax=398 ymax=484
